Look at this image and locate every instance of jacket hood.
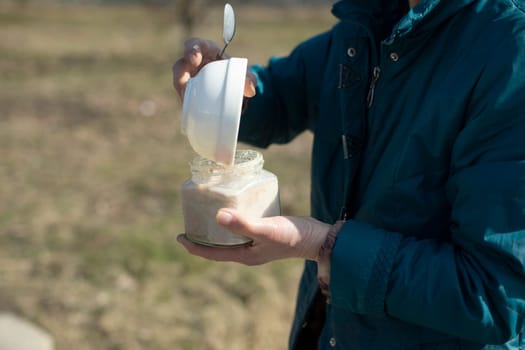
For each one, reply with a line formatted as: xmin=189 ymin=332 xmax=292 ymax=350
xmin=332 ymin=0 xmax=477 ymax=42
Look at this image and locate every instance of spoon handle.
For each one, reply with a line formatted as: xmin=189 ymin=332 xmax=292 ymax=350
xmin=218 ymin=44 xmax=228 ymax=59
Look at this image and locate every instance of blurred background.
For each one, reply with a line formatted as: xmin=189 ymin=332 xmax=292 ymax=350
xmin=0 ymin=0 xmax=335 ymax=349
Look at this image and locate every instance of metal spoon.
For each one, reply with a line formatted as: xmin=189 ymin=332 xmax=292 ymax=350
xmin=218 ymin=3 xmax=236 ymax=58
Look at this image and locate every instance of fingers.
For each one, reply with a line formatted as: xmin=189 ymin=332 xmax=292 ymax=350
xmin=183 ymin=39 xmax=203 ymax=69
xmin=176 ymin=209 xmax=274 ymax=266
xmin=173 ymin=37 xmax=258 ymax=101
xmin=183 ymin=38 xmax=221 ymax=69
xmin=172 ymin=59 xmax=192 ymax=99
xmin=176 ymin=233 xmax=257 ymax=265
xmin=244 ymin=70 xmax=257 ymax=98
xmin=173 ymin=38 xmax=221 ymax=100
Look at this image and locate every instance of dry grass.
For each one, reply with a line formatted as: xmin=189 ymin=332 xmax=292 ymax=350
xmin=0 ymin=3 xmax=336 ymax=349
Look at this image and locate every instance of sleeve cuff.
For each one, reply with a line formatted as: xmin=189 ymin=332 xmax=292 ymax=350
xmin=317 ymin=220 xmax=345 ymax=303
xmin=329 ymin=220 xmax=402 ymax=315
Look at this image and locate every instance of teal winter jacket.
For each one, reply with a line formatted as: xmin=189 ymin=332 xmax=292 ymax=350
xmin=238 ymin=0 xmax=525 ymax=349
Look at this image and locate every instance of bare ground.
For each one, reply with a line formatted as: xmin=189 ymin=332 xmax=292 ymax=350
xmin=0 ymin=3 xmax=335 ymax=349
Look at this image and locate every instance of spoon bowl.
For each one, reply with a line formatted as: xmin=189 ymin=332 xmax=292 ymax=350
xmin=219 ymin=3 xmax=236 ymax=58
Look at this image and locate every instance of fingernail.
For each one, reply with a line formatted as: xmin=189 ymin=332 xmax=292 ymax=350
xmin=217 ymin=210 xmax=233 ymax=225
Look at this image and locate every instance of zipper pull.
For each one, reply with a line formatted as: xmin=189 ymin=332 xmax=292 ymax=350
xmin=366 ymin=66 xmax=381 ymax=108
xmin=341 ymin=134 xmax=362 ymax=160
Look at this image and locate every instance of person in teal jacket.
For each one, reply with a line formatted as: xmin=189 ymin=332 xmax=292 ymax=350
xmin=173 ymin=0 xmax=525 ymax=349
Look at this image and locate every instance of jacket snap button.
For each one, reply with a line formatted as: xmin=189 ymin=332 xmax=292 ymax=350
xmin=390 ymin=52 xmax=399 ymax=62
xmin=329 ymin=337 xmax=337 ymax=347
xmin=347 ymin=47 xmax=357 ymax=58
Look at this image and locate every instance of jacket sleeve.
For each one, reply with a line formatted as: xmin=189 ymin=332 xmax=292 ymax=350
xmin=328 ymin=34 xmax=525 ymax=344
xmin=237 ymin=31 xmax=332 ymax=148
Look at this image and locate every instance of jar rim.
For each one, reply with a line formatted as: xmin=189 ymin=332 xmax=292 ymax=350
xmin=189 ymin=149 xmax=264 ymax=182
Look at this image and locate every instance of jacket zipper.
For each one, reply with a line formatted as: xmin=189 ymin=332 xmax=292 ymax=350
xmin=366 ymin=66 xmax=381 ymax=108
xmin=339 ymin=64 xmax=380 ymax=220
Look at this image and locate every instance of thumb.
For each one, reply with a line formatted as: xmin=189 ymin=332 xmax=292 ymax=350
xmin=216 ymin=208 xmax=296 ymax=246
xmin=216 ymin=208 xmax=264 ymax=239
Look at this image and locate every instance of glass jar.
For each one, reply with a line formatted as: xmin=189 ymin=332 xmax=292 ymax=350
xmin=180 ymin=149 xmax=280 ymax=246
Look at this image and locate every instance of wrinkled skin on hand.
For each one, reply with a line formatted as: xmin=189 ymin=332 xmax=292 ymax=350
xmin=177 ymin=209 xmax=331 ymax=265
xmin=172 ymin=38 xmax=257 ymax=100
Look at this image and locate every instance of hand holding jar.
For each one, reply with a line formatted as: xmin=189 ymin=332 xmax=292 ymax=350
xmin=177 ymin=208 xmax=331 ymax=265
xmin=175 ymin=37 xmax=334 ymax=266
